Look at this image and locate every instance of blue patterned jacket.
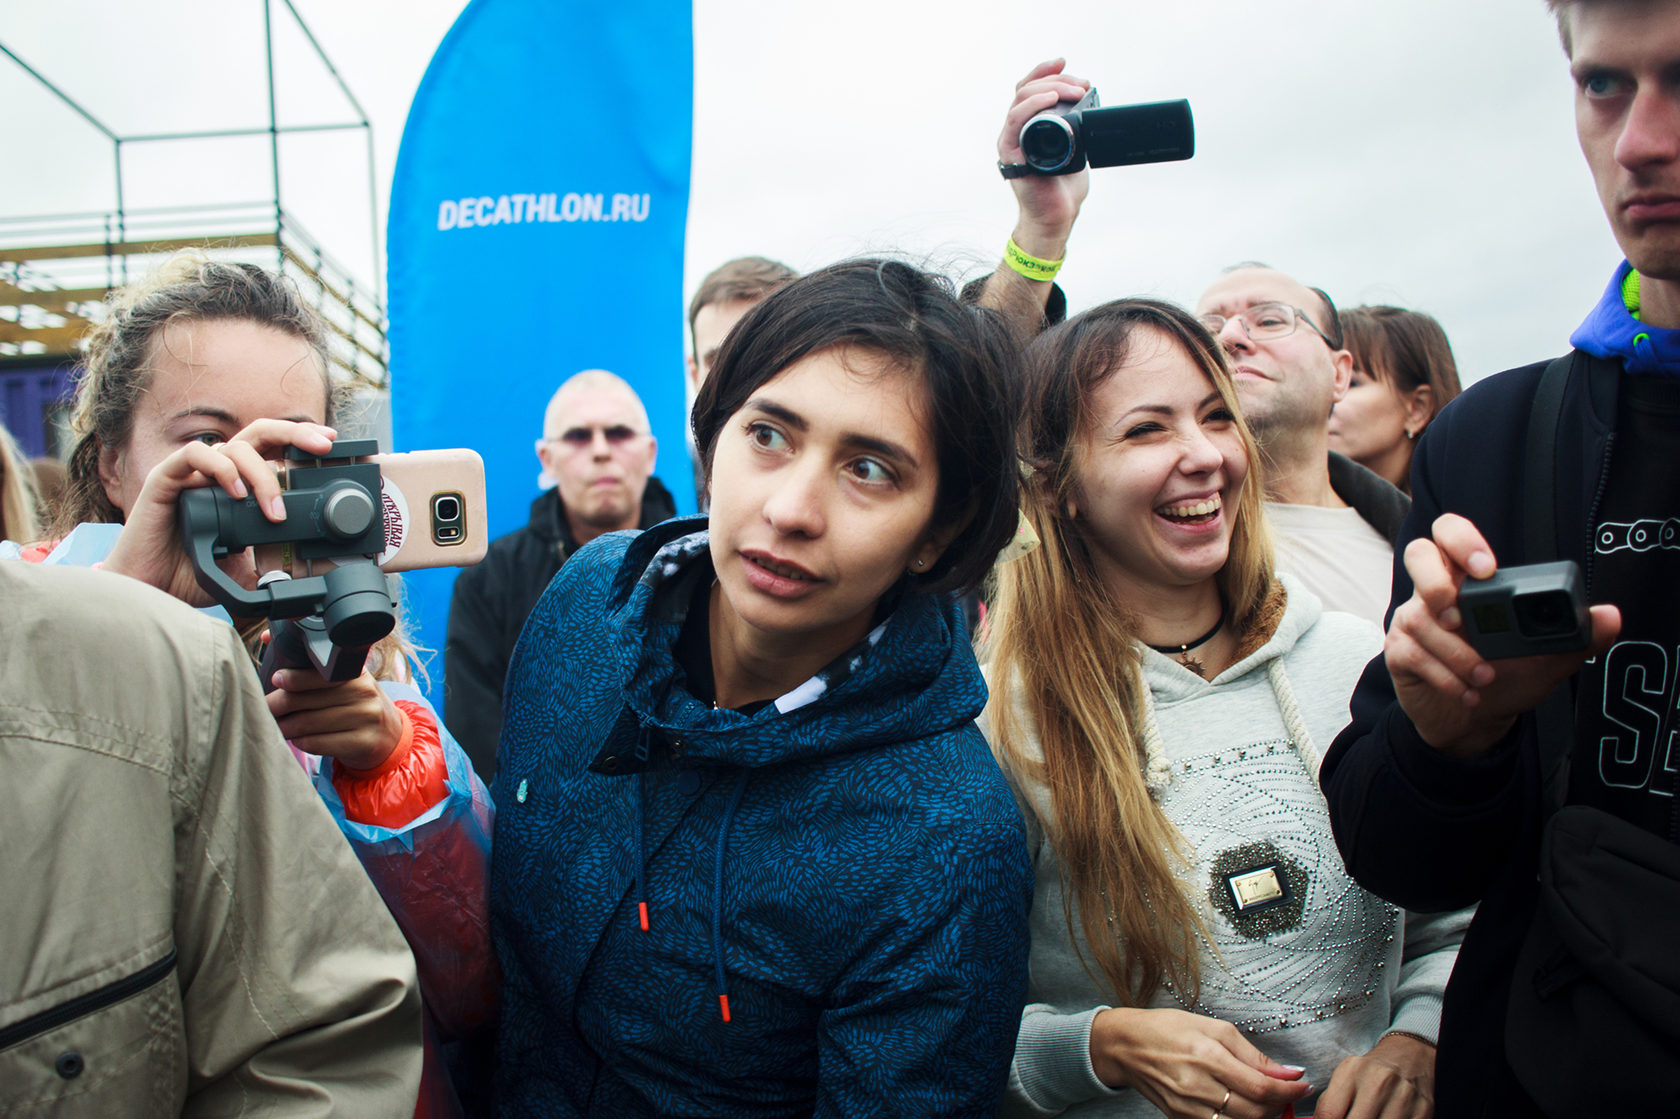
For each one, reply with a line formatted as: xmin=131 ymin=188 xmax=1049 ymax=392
xmin=491 ymin=517 xmax=1032 ymax=1117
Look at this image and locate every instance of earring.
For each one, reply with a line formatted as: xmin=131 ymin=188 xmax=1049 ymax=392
xmin=914 ymin=558 xmax=927 ymax=570
xmin=1404 ymin=428 xmax=1418 ymax=440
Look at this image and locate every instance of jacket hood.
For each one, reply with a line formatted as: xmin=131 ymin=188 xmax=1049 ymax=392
xmin=1570 ymin=260 xmax=1680 ymax=376
xmin=1141 ymin=574 xmax=1322 ymax=705
xmin=595 ymin=515 xmax=983 ymax=772
xmin=1327 ymin=451 xmax=1410 ymax=544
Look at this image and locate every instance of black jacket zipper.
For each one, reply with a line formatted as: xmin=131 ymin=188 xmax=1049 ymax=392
xmin=0 ymin=949 xmax=178 ymax=1051
xmin=1581 ymin=431 xmax=1615 ymax=594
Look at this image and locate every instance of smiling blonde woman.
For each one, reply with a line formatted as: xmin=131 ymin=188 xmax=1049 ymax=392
xmin=983 ymin=298 xmax=1468 ymax=1119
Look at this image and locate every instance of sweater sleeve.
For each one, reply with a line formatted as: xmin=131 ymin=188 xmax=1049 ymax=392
xmin=1385 ymin=903 xmax=1473 ymax=1043
xmin=1003 ymin=1005 xmax=1125 ymax=1117
xmin=1320 ymin=413 xmax=1531 ymax=913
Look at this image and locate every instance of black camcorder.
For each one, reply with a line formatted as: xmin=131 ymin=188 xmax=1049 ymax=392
xmin=1014 ymin=88 xmax=1195 ymax=176
xmin=1458 ymin=560 xmax=1591 ymax=661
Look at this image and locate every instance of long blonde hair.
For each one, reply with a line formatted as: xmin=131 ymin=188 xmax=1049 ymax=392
xmin=0 ymin=423 xmax=40 ymax=542
xmin=985 ymin=298 xmax=1274 ymax=1006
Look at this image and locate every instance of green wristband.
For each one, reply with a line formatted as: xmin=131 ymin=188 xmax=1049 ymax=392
xmin=1004 ymin=237 xmax=1063 ymax=282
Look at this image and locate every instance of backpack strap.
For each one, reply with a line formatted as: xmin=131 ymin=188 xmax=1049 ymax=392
xmin=1526 ymin=353 xmax=1575 ymax=817
xmin=1524 ymin=354 xmax=1572 ymax=560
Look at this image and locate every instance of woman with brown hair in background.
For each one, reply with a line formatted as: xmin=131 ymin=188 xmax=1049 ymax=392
xmin=1329 ymin=306 xmax=1463 ymax=493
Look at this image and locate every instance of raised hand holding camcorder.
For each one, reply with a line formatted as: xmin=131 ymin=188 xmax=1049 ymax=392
xmin=1002 ymin=86 xmax=1194 ymax=178
xmin=982 ymin=60 xmax=1198 ymax=337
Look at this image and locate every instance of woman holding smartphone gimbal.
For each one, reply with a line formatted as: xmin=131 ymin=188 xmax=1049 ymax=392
xmin=6 ymin=253 xmax=493 ymax=1119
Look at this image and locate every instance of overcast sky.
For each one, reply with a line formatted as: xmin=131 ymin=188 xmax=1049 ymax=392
xmin=0 ymin=0 xmax=1621 ymax=386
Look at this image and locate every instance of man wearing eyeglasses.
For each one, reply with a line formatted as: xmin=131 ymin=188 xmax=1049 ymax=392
xmin=445 ymin=370 xmax=676 ymax=779
xmin=1196 ymin=264 xmax=1408 ymax=626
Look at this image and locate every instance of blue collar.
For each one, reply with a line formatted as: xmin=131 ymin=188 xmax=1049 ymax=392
xmin=1570 ymin=260 xmax=1680 ymax=377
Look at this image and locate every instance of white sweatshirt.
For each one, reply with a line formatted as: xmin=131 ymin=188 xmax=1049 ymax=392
xmin=985 ymin=575 xmax=1470 ymax=1118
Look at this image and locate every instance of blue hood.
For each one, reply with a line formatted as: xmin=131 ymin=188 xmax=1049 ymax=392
xmin=597 ymin=515 xmax=982 ymax=772
xmin=491 ymin=514 xmax=1031 ymax=1115
xmin=1570 ymin=260 xmax=1680 ymax=376
xmin=589 ymin=516 xmax=993 ymax=1024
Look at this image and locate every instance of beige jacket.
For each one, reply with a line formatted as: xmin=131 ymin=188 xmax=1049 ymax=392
xmin=0 ymin=562 xmax=423 ymax=1116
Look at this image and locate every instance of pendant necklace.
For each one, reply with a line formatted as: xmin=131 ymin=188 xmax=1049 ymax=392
xmin=1145 ymin=604 xmax=1227 ymax=679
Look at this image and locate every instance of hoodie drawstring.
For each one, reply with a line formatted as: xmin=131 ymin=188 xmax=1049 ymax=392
xmin=1136 ymin=654 xmax=1321 ymax=794
xmin=712 ymin=770 xmax=749 ymax=1022
xmin=1265 ymin=658 xmax=1320 ymax=773
xmin=632 ymin=729 xmax=651 ymax=932
xmin=633 ymin=771 xmax=650 ymax=932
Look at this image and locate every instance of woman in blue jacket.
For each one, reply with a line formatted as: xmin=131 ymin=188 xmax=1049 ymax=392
xmin=491 ymin=259 xmax=1033 ymax=1116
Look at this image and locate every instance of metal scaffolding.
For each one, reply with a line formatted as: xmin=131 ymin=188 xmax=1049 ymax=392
xmin=0 ymin=0 xmax=387 ymax=388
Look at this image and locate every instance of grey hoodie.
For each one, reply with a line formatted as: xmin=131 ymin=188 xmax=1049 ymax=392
xmin=985 ymin=575 xmax=1469 ymax=1117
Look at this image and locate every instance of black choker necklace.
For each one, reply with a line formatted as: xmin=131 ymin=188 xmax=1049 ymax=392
xmin=1145 ymin=605 xmax=1227 ymax=678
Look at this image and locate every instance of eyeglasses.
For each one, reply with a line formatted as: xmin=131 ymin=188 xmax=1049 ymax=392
xmin=543 ymin=424 xmax=644 ymax=447
xmin=1198 ymin=302 xmax=1337 ymax=348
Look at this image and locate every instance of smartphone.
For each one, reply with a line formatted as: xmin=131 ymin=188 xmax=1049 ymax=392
xmin=364 ymin=448 xmax=489 ymax=571
xmin=253 ymin=447 xmax=488 ymax=578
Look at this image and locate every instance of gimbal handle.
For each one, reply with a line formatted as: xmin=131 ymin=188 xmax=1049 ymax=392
xmin=259 ymin=614 xmax=374 ymax=690
xmin=178 ymin=487 xmax=338 ymax=619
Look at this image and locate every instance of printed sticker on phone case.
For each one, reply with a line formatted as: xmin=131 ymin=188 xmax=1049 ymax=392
xmin=380 ymin=477 xmax=409 ymax=565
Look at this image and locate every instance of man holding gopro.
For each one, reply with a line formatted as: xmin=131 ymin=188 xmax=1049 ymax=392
xmin=1320 ymin=1 xmax=1680 ymax=1114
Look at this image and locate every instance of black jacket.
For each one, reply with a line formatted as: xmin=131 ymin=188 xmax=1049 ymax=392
xmin=1319 ymin=353 xmax=1619 ymax=1117
xmin=443 ymin=479 xmax=676 ymax=780
xmin=1328 ymin=449 xmax=1410 ymax=544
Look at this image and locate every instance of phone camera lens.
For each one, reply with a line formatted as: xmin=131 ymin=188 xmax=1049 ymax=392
xmin=430 ymin=493 xmax=466 ymax=547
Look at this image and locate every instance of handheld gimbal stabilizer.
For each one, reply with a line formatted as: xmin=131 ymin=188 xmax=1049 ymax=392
xmin=177 ymin=439 xmax=397 ymax=688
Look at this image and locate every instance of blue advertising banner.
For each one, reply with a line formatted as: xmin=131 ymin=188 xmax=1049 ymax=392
xmin=387 ymin=0 xmax=693 ymax=712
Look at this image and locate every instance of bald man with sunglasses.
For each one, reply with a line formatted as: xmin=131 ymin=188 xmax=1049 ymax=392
xmin=445 ymin=370 xmax=676 ymax=780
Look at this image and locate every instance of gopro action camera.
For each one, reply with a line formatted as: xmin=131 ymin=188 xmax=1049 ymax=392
xmin=1458 ymin=560 xmax=1591 ymax=661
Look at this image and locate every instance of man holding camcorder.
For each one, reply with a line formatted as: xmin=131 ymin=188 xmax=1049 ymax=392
xmin=1321 ymin=1 xmax=1680 ymax=1115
